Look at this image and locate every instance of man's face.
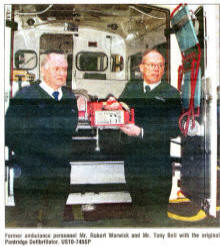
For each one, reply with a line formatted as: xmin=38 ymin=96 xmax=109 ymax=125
xmin=139 ymin=51 xmax=165 ymax=84
xmin=42 ymin=53 xmax=68 ymax=90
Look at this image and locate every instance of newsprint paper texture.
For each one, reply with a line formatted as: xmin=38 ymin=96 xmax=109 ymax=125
xmin=1 ymin=0 xmax=220 ymax=247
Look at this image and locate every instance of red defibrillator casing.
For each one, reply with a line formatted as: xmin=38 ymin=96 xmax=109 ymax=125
xmin=87 ymin=101 xmax=135 ymax=127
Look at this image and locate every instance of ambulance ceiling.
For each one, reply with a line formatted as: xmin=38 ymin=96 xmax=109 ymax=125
xmin=14 ymin=4 xmax=168 ymax=39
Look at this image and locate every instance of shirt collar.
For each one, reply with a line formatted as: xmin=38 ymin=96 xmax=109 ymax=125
xmin=143 ymin=80 xmax=161 ymax=92
xmin=40 ymin=81 xmax=63 ymax=101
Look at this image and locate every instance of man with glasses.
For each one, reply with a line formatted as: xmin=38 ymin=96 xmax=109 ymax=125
xmin=119 ymin=49 xmax=181 ymax=224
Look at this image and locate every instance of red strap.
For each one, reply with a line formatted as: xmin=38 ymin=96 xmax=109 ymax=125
xmin=170 ymin=4 xmax=183 ymax=18
xmin=178 ymin=65 xmax=183 ymax=91
xmin=178 ymin=44 xmax=201 ymax=136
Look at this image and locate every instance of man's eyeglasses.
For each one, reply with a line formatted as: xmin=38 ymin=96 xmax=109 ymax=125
xmin=142 ymin=63 xmax=164 ymax=70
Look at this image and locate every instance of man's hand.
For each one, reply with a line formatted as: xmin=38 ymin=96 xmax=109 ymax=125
xmin=103 ymin=101 xmax=122 ymax=110
xmin=103 ymin=96 xmax=122 ymax=110
xmin=77 ymin=95 xmax=86 ymax=111
xmin=119 ymin=124 xmax=141 ymax=136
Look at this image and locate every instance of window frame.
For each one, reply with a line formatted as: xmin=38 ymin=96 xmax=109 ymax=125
xmin=76 ymin=51 xmax=108 ymax=72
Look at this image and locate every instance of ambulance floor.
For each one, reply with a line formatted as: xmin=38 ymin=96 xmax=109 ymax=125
xmin=5 ymin=200 xmax=220 ymax=228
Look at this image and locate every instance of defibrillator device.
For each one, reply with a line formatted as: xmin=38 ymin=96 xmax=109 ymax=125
xmin=87 ymin=100 xmax=135 ymax=127
xmin=76 ymin=93 xmax=135 ymax=128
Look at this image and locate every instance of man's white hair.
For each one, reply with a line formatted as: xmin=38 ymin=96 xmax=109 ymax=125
xmin=40 ymin=51 xmax=67 ymax=69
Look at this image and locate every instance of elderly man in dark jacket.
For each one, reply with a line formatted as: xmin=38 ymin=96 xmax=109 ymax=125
xmin=119 ymin=49 xmax=181 ymax=223
xmin=5 ymin=50 xmax=78 ymax=227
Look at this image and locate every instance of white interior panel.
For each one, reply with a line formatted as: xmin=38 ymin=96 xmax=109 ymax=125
xmin=70 ymin=161 xmax=126 ymax=184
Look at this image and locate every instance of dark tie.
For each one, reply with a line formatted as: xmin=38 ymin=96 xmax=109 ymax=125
xmin=145 ymin=85 xmax=151 ymax=93
xmin=52 ymin=91 xmax=59 ymax=101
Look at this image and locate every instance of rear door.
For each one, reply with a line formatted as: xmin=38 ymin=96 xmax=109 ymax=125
xmin=172 ymin=5 xmax=218 ymax=217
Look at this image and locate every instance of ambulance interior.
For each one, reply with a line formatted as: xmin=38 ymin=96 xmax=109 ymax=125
xmin=11 ymin=5 xmax=169 ymax=97
xmin=5 ymin=4 xmax=219 ymax=224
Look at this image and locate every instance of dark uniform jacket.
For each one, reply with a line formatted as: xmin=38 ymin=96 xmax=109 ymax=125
xmin=119 ymin=80 xmax=181 ymax=206
xmin=120 ymin=79 xmax=181 ymax=159
xmin=5 ymin=83 xmax=78 ymax=185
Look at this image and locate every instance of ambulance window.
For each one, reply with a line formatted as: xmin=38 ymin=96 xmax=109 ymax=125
xmin=76 ymin=52 xmax=108 ymax=71
xmin=129 ymin=53 xmax=142 ymax=80
xmin=15 ymin=50 xmax=37 ymax=70
xmin=111 ymin=55 xmax=124 ymax=72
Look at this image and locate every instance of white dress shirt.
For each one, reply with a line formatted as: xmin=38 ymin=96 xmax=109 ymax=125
xmin=143 ymin=80 xmax=161 ymax=92
xmin=40 ymin=81 xmax=63 ymax=101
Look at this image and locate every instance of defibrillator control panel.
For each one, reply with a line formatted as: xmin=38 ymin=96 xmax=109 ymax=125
xmin=87 ymin=101 xmax=135 ymax=127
